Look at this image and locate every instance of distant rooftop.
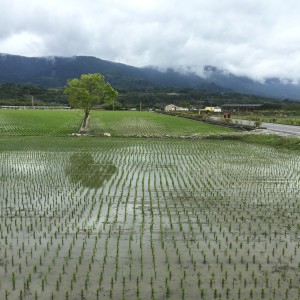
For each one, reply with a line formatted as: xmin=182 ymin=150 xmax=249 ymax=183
xmin=221 ymin=104 xmax=263 ymax=107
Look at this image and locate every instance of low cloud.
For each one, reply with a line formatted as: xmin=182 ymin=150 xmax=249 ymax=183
xmin=1 ymin=0 xmax=300 ymax=81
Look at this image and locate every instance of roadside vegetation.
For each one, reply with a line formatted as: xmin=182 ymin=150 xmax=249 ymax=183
xmin=234 ymin=115 xmax=300 ymax=126
xmin=227 ymin=103 xmax=300 ymax=126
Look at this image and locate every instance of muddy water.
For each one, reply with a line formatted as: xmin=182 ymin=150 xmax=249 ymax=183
xmin=0 ymin=139 xmax=299 ymax=299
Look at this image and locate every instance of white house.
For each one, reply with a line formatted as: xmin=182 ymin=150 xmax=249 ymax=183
xmin=175 ymin=106 xmax=189 ymax=111
xmin=202 ymin=106 xmax=222 ymax=113
xmin=213 ymin=106 xmax=222 ymax=113
xmin=165 ymin=104 xmax=188 ymax=112
xmin=165 ymin=104 xmax=177 ymax=111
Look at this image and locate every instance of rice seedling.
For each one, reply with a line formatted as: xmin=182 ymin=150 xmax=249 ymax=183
xmin=0 ymin=111 xmax=299 ymax=299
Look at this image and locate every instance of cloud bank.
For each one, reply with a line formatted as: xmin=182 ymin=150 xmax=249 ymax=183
xmin=1 ymin=0 xmax=300 ymax=81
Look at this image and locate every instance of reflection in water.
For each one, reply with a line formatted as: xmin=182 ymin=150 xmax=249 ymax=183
xmin=66 ymin=153 xmax=117 ymax=188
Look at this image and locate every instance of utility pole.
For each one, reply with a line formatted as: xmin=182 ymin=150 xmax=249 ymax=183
xmin=140 ymin=101 xmax=142 ymax=111
xmin=113 ymin=98 xmax=114 ymax=111
xmin=31 ymin=96 xmax=35 ymax=109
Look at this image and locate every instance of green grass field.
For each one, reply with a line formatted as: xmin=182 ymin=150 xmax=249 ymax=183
xmin=0 ymin=109 xmax=299 ymax=299
xmin=0 ymin=109 xmax=83 ymax=135
xmin=0 ymin=110 xmax=234 ymax=137
xmin=89 ymin=111 xmax=234 ymax=136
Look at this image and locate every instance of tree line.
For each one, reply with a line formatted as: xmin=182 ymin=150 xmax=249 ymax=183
xmin=0 ymin=79 xmax=297 ymax=111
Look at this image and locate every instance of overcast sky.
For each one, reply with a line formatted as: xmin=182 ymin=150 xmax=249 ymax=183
xmin=1 ymin=0 xmax=300 ymax=82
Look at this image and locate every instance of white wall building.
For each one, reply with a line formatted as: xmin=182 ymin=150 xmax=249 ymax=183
xmin=165 ymin=104 xmax=188 ymax=112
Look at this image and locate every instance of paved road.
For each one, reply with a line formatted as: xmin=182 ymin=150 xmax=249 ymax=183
xmin=211 ymin=117 xmax=300 ymax=138
xmin=234 ymin=119 xmax=300 ymax=137
xmin=259 ymin=122 xmax=300 ymax=137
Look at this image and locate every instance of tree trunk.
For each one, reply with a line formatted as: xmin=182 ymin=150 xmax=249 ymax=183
xmin=82 ymin=110 xmax=89 ymax=128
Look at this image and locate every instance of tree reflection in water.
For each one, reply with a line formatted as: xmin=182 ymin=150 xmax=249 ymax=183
xmin=66 ymin=153 xmax=117 ymax=189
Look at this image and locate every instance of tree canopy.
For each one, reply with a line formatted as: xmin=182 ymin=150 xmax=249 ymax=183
xmin=64 ymin=73 xmax=118 ymax=127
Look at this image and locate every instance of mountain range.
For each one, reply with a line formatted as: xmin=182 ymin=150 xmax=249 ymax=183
xmin=0 ymin=53 xmax=300 ymax=100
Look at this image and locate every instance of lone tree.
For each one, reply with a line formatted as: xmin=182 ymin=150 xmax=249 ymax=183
xmin=64 ymin=73 xmax=118 ymax=128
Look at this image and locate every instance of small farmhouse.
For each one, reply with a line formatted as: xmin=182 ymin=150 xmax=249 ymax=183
xmin=203 ymin=106 xmax=214 ymax=112
xmin=165 ymin=104 xmax=188 ymax=112
xmin=203 ymin=106 xmax=222 ymax=113
xmin=213 ymin=106 xmax=222 ymax=113
xmin=165 ymin=104 xmax=177 ymax=111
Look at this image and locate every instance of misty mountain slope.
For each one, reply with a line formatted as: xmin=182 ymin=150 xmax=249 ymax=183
xmin=0 ymin=54 xmax=152 ymax=89
xmin=0 ymin=54 xmax=299 ymax=100
xmin=204 ymin=66 xmax=300 ymax=99
xmin=0 ymin=54 xmax=229 ymax=92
